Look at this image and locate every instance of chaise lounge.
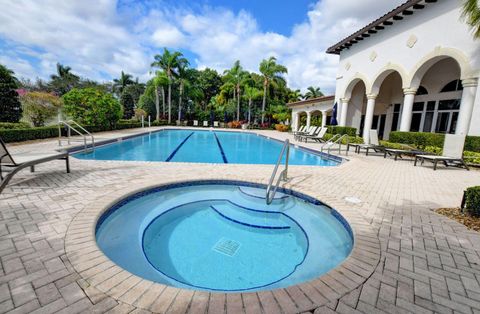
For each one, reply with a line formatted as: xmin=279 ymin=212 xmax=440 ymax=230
xmin=414 ymin=134 xmax=469 ymax=171
xmin=0 ymin=137 xmax=70 ymax=194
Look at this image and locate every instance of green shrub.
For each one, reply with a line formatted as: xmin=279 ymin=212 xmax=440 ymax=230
xmin=379 ymin=141 xmax=414 ymax=150
xmin=324 ymin=133 xmax=363 ymax=145
xmin=464 ymin=151 xmax=480 ymax=164
xmin=389 ymin=131 xmax=444 ymax=148
xmin=63 ymin=88 xmax=122 ymax=128
xmin=327 ymin=126 xmax=357 ymax=136
xmin=0 ymin=64 xmax=22 ymax=122
xmin=0 ymin=122 xmax=31 ymax=129
xmin=464 ymin=186 xmax=480 ymax=216
xmin=465 ymin=136 xmax=480 ymax=153
xmin=0 ymin=126 xmax=59 ymax=143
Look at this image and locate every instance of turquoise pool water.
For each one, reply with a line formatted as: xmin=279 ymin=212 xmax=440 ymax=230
xmin=96 ymin=182 xmax=353 ymax=292
xmin=74 ymin=129 xmax=340 ymax=166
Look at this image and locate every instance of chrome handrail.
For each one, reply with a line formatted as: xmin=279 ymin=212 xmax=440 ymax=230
xmin=266 ymin=139 xmax=290 ymax=205
xmin=321 ymin=134 xmax=348 ymax=154
xmin=58 ymin=120 xmax=95 ymax=151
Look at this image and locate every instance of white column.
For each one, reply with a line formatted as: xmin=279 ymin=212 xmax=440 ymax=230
xmin=306 ymin=112 xmax=311 ymax=129
xmin=363 ymin=94 xmax=377 ymax=143
xmin=399 ymin=88 xmax=417 ymax=132
xmin=456 ymin=78 xmax=478 ymax=136
xmin=339 ymin=98 xmax=350 ymax=126
xmin=292 ymin=112 xmax=299 ymax=131
xmin=321 ymin=111 xmax=327 ymax=127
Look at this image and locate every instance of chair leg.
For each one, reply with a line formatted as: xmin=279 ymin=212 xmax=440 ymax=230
xmin=434 ymin=160 xmax=438 ymax=171
xmin=414 ymin=156 xmax=418 ymax=166
xmin=30 ymin=165 xmax=35 ymax=173
xmin=65 ymin=156 xmax=70 ymax=173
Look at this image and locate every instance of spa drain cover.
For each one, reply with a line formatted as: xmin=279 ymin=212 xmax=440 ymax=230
xmin=213 ymin=238 xmax=240 ymax=257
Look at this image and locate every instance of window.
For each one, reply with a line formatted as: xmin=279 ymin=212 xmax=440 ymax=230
xmin=438 ymin=99 xmax=460 ymax=110
xmin=423 ymin=101 xmax=436 ymax=132
xmin=440 ymin=80 xmax=463 ymax=92
xmin=435 ymin=99 xmax=461 ymax=134
xmin=410 ymin=102 xmax=424 ymax=132
xmin=391 ymin=104 xmax=401 ymax=131
xmin=416 ymin=86 xmax=428 ymax=95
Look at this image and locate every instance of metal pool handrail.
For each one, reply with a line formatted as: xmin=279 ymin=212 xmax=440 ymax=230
xmin=266 ymin=139 xmax=290 ymax=205
xmin=58 ymin=120 xmax=95 ymax=151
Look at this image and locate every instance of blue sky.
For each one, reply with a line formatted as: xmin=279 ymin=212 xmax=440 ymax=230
xmin=0 ymin=0 xmax=405 ymax=93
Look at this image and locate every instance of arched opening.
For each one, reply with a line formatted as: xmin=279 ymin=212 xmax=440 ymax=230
xmin=411 ymin=57 xmax=462 ymax=134
xmin=296 ymin=111 xmax=308 ymax=129
xmin=373 ymin=71 xmax=404 ymax=139
xmin=345 ymin=80 xmax=367 ymax=136
xmin=309 ymin=110 xmax=326 ymax=126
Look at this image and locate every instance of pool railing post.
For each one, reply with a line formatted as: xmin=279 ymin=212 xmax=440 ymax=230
xmin=148 ymin=116 xmax=151 ymax=128
xmin=142 ymin=116 xmax=144 ymax=128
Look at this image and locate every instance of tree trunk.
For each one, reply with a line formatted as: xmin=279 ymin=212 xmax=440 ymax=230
xmin=168 ymin=83 xmax=172 ymax=124
xmin=161 ymin=86 xmax=166 ymax=116
xmin=248 ymin=98 xmax=252 ymax=124
xmin=155 ymin=86 xmax=160 ymax=121
xmin=237 ymin=85 xmax=241 ymax=121
xmin=261 ymin=81 xmax=267 ymax=124
xmin=178 ymin=83 xmax=183 ymax=123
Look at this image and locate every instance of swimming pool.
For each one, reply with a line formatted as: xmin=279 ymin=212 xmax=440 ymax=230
xmin=73 ymin=129 xmax=340 ymax=166
xmin=96 ymin=181 xmax=353 ymax=292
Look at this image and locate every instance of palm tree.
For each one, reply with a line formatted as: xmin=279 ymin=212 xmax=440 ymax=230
xmin=243 ymin=86 xmax=262 ymax=124
xmin=259 ymin=57 xmax=288 ymax=124
xmin=151 ymin=48 xmax=188 ymax=123
xmin=224 ymin=60 xmax=249 ymax=120
xmin=113 ymin=71 xmax=134 ymax=95
xmin=176 ymin=62 xmax=191 ymax=122
xmin=288 ymin=89 xmax=303 ymax=102
xmin=153 ymin=71 xmax=169 ymax=120
xmin=304 ymin=86 xmax=324 ymax=99
xmin=462 ymin=0 xmax=480 ymax=38
xmin=49 ymin=63 xmax=79 ymax=95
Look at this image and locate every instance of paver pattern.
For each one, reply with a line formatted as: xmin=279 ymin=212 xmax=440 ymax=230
xmin=1 ymin=127 xmax=480 ymax=314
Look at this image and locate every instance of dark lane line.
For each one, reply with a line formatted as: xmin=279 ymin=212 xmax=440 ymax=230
xmin=165 ymin=132 xmax=195 ymax=162
xmin=213 ymin=132 xmax=228 ymax=163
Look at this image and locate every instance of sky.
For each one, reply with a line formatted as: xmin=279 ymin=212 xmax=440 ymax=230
xmin=0 ymin=0 xmax=406 ymax=94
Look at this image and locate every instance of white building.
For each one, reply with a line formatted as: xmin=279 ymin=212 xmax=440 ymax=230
xmin=291 ymin=0 xmax=480 ymax=143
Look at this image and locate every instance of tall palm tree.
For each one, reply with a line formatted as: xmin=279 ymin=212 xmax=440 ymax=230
xmin=153 ymin=71 xmax=169 ymax=120
xmin=288 ymin=89 xmax=303 ymax=102
xmin=113 ymin=71 xmax=134 ymax=94
xmin=176 ymin=62 xmax=191 ymax=122
xmin=49 ymin=63 xmax=79 ymax=95
xmin=223 ymin=60 xmax=249 ymax=120
xmin=151 ymin=48 xmax=188 ymax=123
xmin=259 ymin=57 xmax=288 ymax=124
xmin=462 ymin=0 xmax=480 ymax=38
xmin=243 ymin=86 xmax=262 ymax=124
xmin=304 ymin=86 xmax=324 ymax=99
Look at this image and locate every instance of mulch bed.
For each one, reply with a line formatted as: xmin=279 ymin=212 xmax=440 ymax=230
xmin=435 ymin=207 xmax=480 ymax=232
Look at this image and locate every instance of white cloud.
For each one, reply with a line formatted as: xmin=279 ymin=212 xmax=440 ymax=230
xmin=0 ymin=0 xmax=406 ymax=93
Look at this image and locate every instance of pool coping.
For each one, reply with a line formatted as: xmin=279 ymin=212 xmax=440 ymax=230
xmin=65 ymin=178 xmax=380 ymax=313
xmin=65 ymin=127 xmax=346 ymax=165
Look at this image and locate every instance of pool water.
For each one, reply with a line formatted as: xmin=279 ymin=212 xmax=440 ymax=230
xmin=96 ymin=182 xmax=353 ymax=292
xmin=74 ymin=129 xmax=340 ymax=166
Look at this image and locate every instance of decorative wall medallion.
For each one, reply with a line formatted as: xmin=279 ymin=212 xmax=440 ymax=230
xmin=406 ymin=34 xmax=417 ymax=48
xmin=369 ymin=51 xmax=377 ymax=62
xmin=345 ymin=62 xmax=351 ymax=71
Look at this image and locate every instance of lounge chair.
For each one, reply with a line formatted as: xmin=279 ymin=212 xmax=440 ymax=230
xmin=0 ymin=137 xmax=70 ymax=194
xmin=348 ymin=130 xmax=385 ymax=155
xmin=290 ymin=125 xmax=306 ymax=135
xmin=302 ymin=127 xmax=328 ymax=143
xmin=414 ymin=134 xmax=469 ymax=171
xmin=175 ymin=120 xmax=181 ymax=126
xmin=203 ymin=121 xmax=208 ymax=127
xmin=384 ymin=148 xmax=430 ymax=161
xmin=297 ymin=127 xmax=319 ymax=142
xmin=193 ymin=120 xmax=199 ymax=127
xmin=214 ymin=121 xmax=219 ymax=127
xmin=293 ymin=126 xmax=313 ymax=140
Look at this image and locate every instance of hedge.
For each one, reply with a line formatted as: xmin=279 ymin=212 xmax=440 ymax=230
xmin=0 ymin=122 xmax=31 ymax=129
xmin=0 ymin=126 xmax=59 ymax=143
xmin=0 ymin=119 xmax=171 ymax=143
xmin=389 ymin=131 xmax=480 ymax=153
xmin=463 ymin=186 xmax=480 ymax=216
xmin=327 ymin=126 xmax=357 ymax=136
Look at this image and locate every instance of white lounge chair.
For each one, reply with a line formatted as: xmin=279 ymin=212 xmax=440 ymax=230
xmin=301 ymin=127 xmax=328 ymax=143
xmin=347 ymin=130 xmax=385 ymax=155
xmin=0 ymin=137 xmax=70 ymax=194
xmin=414 ymin=134 xmax=469 ymax=171
xmin=193 ymin=120 xmax=199 ymax=127
xmin=297 ymin=126 xmax=319 ymax=142
xmin=203 ymin=121 xmax=209 ymax=127
xmin=214 ymin=121 xmax=219 ymax=127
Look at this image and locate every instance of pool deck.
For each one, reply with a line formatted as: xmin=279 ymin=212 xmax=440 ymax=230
xmin=1 ymin=127 xmax=480 ymax=314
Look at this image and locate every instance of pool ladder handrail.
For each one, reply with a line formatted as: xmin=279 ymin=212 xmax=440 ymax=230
xmin=266 ymin=139 xmax=289 ymax=205
xmin=321 ymin=134 xmax=348 ymax=155
xmin=58 ymin=120 xmax=95 ymax=152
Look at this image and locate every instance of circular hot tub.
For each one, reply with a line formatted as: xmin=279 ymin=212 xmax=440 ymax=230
xmin=95 ymin=181 xmax=353 ymax=292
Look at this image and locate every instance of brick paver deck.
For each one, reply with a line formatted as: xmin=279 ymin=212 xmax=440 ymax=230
xmin=1 ymin=127 xmax=479 ymax=314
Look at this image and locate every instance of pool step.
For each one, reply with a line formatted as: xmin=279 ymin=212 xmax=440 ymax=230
xmin=237 ymin=187 xmax=289 ymax=202
xmin=211 ymin=202 xmax=290 ymax=230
